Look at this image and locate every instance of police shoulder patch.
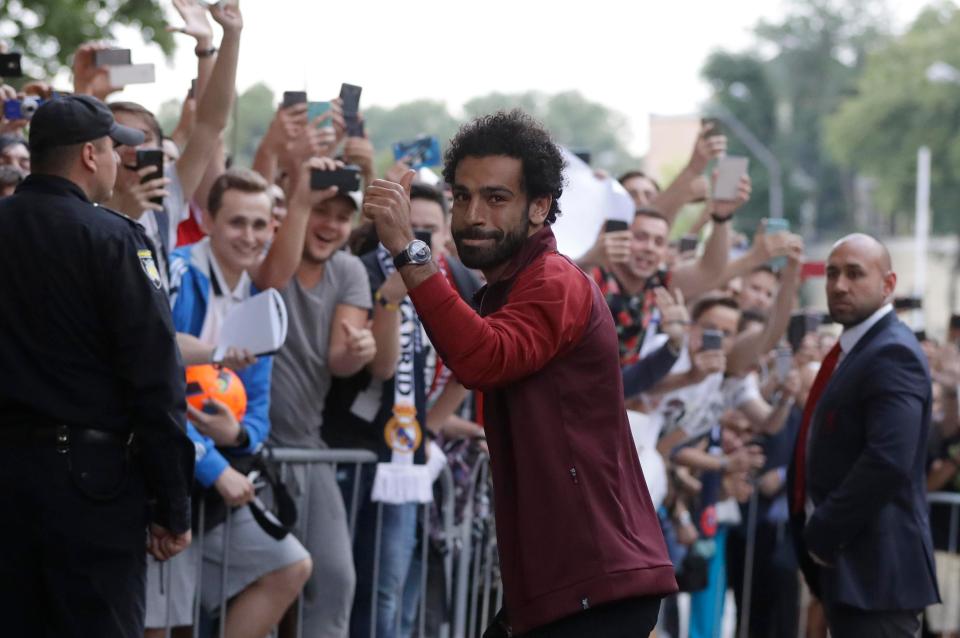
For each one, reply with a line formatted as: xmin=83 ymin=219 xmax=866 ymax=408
xmin=138 ymin=249 xmax=163 ymax=289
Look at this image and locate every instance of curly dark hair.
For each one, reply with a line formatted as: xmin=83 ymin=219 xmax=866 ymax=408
xmin=442 ymin=109 xmax=565 ymax=225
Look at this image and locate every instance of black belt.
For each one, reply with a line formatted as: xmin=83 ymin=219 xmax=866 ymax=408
xmin=0 ymin=424 xmax=133 ymax=448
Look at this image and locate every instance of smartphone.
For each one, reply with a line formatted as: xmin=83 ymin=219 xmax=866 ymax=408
xmin=340 ymin=83 xmax=363 ymax=137
xmin=701 ymin=329 xmax=723 ymax=351
xmin=701 ymin=117 xmax=723 ymax=138
xmin=339 ymin=83 xmax=362 ymax=118
xmin=136 ymin=149 xmax=165 ymax=207
xmin=346 ymin=118 xmax=365 ymax=138
xmin=604 ymin=219 xmax=629 ymax=233
xmin=281 ymin=91 xmax=307 ymax=109
xmin=774 ymin=346 xmax=793 ymax=383
xmin=713 ymin=156 xmax=749 ymax=201
xmin=914 ymin=329 xmax=928 ymax=342
xmin=764 ymin=217 xmax=790 ymax=270
xmin=894 ymin=296 xmax=923 ymax=311
xmin=393 ymin=136 xmax=441 ymax=169
xmin=94 ymin=48 xmax=132 ymax=67
xmin=307 ymin=101 xmax=332 ymax=125
xmin=310 ymin=165 xmax=361 ymax=192
xmin=0 ymin=52 xmax=23 ymax=77
xmin=679 ymin=235 xmax=698 ymax=253
xmin=107 ymin=63 xmax=155 ymax=86
xmin=787 ymin=313 xmax=807 ymax=352
xmin=3 ymin=96 xmax=44 ymax=120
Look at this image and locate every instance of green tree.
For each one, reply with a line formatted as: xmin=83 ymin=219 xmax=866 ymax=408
xmin=362 ymin=100 xmax=460 ymax=176
xmin=825 ymin=3 xmax=960 ymax=235
xmin=701 ymin=0 xmax=893 ymax=238
xmin=1 ymin=0 xmax=173 ymax=80
xmin=225 ymin=82 xmax=275 ymax=168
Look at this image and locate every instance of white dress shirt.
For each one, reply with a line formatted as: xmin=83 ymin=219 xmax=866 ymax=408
xmin=838 ymin=303 xmax=894 ymax=362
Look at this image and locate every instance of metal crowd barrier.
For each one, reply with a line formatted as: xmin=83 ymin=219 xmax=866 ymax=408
xmin=157 ymin=447 xmax=501 ymax=638
xmin=733 ymin=490 xmax=960 ymax=638
xmin=928 ymin=491 xmax=960 ymax=555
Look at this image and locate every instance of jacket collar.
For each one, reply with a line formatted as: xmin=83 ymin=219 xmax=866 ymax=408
xmin=827 ymin=310 xmax=898 ymax=387
xmin=17 ymin=174 xmax=91 ymax=203
xmin=473 ymin=225 xmax=558 ymax=304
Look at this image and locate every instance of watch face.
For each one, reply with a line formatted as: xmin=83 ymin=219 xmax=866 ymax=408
xmin=409 ymin=239 xmax=431 ymax=264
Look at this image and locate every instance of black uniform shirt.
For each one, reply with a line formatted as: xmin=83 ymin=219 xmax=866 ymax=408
xmin=0 ymin=174 xmax=194 ymax=532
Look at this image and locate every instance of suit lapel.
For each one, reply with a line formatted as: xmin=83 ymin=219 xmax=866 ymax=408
xmin=812 ymin=312 xmax=898 ymax=430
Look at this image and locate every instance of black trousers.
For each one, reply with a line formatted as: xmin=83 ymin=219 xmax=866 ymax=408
xmin=485 ymin=596 xmax=662 ymax=638
xmin=0 ymin=442 xmax=148 ymax=638
xmin=824 ymin=603 xmax=922 ymax=638
xmin=727 ymin=521 xmax=799 ymax=638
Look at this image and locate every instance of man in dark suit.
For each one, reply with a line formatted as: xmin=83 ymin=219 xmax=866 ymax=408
xmin=790 ymin=233 xmax=939 ymax=637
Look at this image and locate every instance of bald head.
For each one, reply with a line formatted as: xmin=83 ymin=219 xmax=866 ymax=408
xmin=826 ymin=233 xmax=897 ymax=327
xmin=831 ymin=233 xmax=892 ymax=272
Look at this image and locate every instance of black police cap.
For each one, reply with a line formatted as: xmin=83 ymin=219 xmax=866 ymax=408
xmin=29 ymin=94 xmax=145 ymax=152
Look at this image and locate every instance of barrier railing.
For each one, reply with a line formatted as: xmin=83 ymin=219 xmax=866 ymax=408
xmin=928 ymin=491 xmax=960 ymax=555
xmin=156 ymin=447 xmax=499 ymax=638
xmin=733 ymin=489 xmax=960 ymax=638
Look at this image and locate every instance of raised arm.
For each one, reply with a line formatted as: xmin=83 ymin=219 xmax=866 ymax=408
xmin=727 ymin=241 xmax=803 ymax=375
xmin=649 ymin=122 xmax=726 ymax=224
xmin=174 ymin=1 xmax=242 ymax=201
xmin=669 ymin=174 xmax=751 ymax=299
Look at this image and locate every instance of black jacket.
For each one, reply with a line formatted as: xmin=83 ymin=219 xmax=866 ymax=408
xmin=0 ymin=174 xmax=194 ymax=532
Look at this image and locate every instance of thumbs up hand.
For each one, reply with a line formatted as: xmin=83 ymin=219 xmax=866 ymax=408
xmin=341 ymin=320 xmax=377 ymax=365
xmin=362 ymin=170 xmax=417 ymax=257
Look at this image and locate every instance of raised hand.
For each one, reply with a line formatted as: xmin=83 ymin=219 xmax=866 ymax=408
xmin=167 ymin=0 xmax=214 ymax=45
xmin=362 ymin=171 xmax=417 ymax=256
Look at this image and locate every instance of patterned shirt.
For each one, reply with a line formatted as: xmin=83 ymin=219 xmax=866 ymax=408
xmin=592 ymin=267 xmax=670 ymax=366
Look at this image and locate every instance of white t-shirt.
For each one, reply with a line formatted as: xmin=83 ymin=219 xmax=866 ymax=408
xmin=649 ymin=348 xmax=762 ymax=443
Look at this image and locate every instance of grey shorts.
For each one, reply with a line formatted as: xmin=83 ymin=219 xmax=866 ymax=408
xmin=200 ymin=504 xmax=310 ymax=611
xmin=145 ymin=542 xmax=201 ymax=628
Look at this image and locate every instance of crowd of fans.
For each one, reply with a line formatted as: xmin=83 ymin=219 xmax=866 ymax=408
xmin=3 ymin=1 xmax=960 ymax=637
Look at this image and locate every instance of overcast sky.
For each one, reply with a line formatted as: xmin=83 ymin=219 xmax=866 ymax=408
xmin=108 ymin=0 xmax=933 ymax=155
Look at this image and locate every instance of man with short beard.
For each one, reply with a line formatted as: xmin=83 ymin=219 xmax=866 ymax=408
xmin=790 ymin=233 xmax=939 ymax=637
xmin=363 ymin=110 xmax=677 ymax=637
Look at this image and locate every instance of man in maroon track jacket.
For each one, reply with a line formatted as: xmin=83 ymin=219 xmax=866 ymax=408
xmin=363 ymin=110 xmax=677 ymax=637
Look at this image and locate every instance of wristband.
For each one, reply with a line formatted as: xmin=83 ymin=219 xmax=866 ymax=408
xmin=711 ymin=212 xmax=732 ymax=224
xmin=374 ymin=290 xmax=400 ymax=312
xmin=234 ymin=426 xmax=250 ymax=448
xmin=195 ymin=46 xmax=218 ymax=58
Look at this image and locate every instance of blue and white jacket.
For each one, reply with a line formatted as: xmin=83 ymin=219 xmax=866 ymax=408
xmin=169 ymin=238 xmax=271 ymax=487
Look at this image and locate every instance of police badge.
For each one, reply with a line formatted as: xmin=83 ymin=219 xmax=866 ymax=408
xmin=137 ymin=249 xmax=162 ymax=289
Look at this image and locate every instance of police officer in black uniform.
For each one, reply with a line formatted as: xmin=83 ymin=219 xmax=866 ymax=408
xmin=0 ymin=95 xmax=195 ymax=637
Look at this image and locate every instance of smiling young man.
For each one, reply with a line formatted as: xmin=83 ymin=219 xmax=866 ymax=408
xmin=259 ymin=158 xmax=380 ymax=638
xmin=362 ymin=110 xmax=677 ymax=637
xmin=159 ymin=168 xmax=312 ymax=638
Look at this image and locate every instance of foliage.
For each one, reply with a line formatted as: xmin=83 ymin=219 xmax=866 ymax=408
xmin=701 ymin=0 xmax=893 ymax=238
xmin=1 ymin=0 xmax=174 ymax=80
xmin=825 ymin=2 xmax=960 ymax=233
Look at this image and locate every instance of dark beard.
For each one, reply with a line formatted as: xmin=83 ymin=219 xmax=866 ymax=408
xmin=453 ymin=207 xmax=530 ymax=271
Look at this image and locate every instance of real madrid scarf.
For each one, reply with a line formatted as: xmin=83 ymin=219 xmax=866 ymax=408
xmin=370 ymin=244 xmax=433 ymax=504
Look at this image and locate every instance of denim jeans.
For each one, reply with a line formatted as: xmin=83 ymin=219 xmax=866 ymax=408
xmin=340 ymin=464 xmax=419 ymax=638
